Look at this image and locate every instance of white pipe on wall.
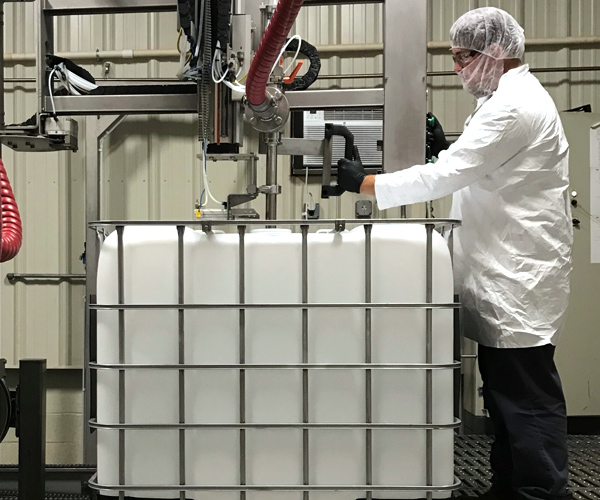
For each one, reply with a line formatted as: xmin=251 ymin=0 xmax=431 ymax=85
xmin=3 ymin=36 xmax=600 ymax=64
xmin=428 ymin=36 xmax=600 ymax=52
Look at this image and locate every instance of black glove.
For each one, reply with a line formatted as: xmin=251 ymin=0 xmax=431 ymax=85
xmin=337 ymin=151 xmax=366 ymax=194
xmin=426 ymin=112 xmax=450 ymax=158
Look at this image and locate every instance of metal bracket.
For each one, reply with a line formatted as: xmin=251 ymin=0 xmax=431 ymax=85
xmin=0 ymin=130 xmax=78 ymax=152
xmin=201 ymin=222 xmax=213 ymax=234
xmin=205 ymin=153 xmax=259 ymax=162
xmin=230 ymin=208 xmax=260 ymax=219
xmin=227 ymin=193 xmax=259 ymax=210
xmin=356 ymin=200 xmax=373 ymax=218
xmin=94 ymin=227 xmax=109 ymax=241
xmin=278 ymin=138 xmax=325 ymax=157
xmin=0 ymin=116 xmax=78 ymax=152
xmin=258 ymin=185 xmax=282 ymax=195
xmin=201 ymin=153 xmax=260 ymax=202
xmin=334 ymin=220 xmax=346 ymax=233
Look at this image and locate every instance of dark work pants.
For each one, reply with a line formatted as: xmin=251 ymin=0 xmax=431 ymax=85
xmin=478 ymin=344 xmax=571 ymax=500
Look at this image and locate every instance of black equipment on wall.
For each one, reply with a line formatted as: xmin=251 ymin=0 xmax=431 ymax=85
xmin=0 ymin=358 xmax=47 ymax=500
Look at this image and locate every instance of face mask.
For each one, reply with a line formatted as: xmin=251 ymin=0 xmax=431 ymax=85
xmin=459 ymin=53 xmax=504 ymax=98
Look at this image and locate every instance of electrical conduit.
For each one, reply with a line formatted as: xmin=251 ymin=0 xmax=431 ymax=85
xmin=246 ymin=0 xmax=305 ymax=107
xmin=0 ymin=159 xmax=22 ymax=262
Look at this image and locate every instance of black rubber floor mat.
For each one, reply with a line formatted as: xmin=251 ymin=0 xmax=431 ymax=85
xmin=454 ymin=435 xmax=600 ymax=499
xmin=3 ymin=436 xmax=599 ymax=499
xmin=0 ymin=493 xmax=89 ymax=500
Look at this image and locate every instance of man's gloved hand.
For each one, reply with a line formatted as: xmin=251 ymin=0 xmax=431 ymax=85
xmin=426 ymin=112 xmax=450 ymax=158
xmin=337 ymin=155 xmax=366 ymax=194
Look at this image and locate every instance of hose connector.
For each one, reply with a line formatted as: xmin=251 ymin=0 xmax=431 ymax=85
xmin=244 ymin=87 xmax=290 ymax=133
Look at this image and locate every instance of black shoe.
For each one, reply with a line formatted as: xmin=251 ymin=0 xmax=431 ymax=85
xmin=476 ymin=487 xmax=515 ymax=500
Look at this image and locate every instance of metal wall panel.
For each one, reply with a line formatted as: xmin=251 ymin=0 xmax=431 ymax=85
xmin=569 ymin=0 xmax=600 ymax=111
xmin=1 ymin=2 xmax=600 ymax=369
xmin=429 ymin=0 xmax=600 ymax=129
xmin=1 ymin=1 xmax=87 ymax=369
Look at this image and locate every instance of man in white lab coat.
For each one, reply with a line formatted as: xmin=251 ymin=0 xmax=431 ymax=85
xmin=337 ymin=7 xmax=573 ymax=500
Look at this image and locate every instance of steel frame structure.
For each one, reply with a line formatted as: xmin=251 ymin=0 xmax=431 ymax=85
xmin=34 ymin=0 xmax=430 ymax=480
xmin=87 ymin=218 xmax=460 ymax=500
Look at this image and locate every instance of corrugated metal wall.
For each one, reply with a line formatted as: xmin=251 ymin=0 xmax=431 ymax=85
xmin=0 ymin=0 xmax=599 ymax=371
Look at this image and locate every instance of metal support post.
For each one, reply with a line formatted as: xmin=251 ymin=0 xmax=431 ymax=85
xmin=117 ymin=225 xmax=126 ymax=500
xmin=233 ymin=0 xmax=246 ymax=15
xmin=383 ymin=0 xmax=426 ymax=174
xmin=364 ymin=224 xmax=373 ymax=500
xmin=17 ymin=359 xmax=46 ymax=500
xmin=301 ymin=225 xmax=309 ymax=500
xmin=238 ymin=225 xmax=247 ymax=500
xmin=425 ymin=224 xmax=434 ymax=500
xmin=38 ymin=0 xmax=54 ymax=123
xmin=177 ymin=225 xmax=186 ymax=500
xmin=85 ymin=115 xmax=127 ymax=300
xmin=265 ymin=133 xmax=279 ymax=221
xmin=0 ymin=1 xmax=5 ymax=134
xmin=384 ymin=0 xmax=426 ymax=217
xmin=448 ymin=228 xmax=463 ymax=433
xmin=84 ymin=115 xmax=127 ymax=464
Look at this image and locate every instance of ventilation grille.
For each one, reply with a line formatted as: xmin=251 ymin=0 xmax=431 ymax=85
xmin=303 ymin=110 xmax=382 ymax=167
xmin=323 ymin=109 xmax=384 ymax=121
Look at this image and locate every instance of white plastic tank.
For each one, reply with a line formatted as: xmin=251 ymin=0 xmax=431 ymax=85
xmin=96 ymin=224 xmax=455 ymax=500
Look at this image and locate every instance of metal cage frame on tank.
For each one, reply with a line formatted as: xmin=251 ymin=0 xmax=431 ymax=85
xmin=87 ymin=218 xmax=461 ymax=500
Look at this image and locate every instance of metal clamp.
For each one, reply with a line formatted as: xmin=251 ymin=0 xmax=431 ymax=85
xmin=258 ymin=185 xmax=282 ymax=195
xmin=334 ymin=220 xmax=346 ymax=233
xmin=244 ymin=87 xmax=290 ymax=133
xmin=201 ymin=222 xmax=213 ymax=234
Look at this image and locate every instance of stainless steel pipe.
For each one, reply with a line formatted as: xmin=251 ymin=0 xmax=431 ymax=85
xmin=265 ymin=133 xmax=279 ymax=221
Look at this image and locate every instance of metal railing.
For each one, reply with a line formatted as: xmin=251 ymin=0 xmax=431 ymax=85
xmin=6 ymin=273 xmax=85 ymax=283
xmin=88 ymin=218 xmax=461 ymax=500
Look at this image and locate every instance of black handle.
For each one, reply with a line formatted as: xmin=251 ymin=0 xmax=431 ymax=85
xmin=322 ymin=124 xmax=356 ymax=198
xmin=325 ymin=123 xmax=355 ymax=161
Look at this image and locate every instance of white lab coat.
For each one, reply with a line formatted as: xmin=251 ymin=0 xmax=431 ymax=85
xmin=375 ymin=65 xmax=572 ymax=348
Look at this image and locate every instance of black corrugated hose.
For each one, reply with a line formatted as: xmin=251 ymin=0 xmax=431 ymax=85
xmin=282 ymin=38 xmax=321 ymax=92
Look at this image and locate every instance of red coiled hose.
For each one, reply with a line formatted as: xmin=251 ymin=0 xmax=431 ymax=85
xmin=246 ymin=0 xmax=305 ymax=106
xmin=0 ymin=159 xmax=22 ymax=262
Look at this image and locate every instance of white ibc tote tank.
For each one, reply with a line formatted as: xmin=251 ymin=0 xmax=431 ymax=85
xmin=95 ymin=223 xmax=457 ymax=500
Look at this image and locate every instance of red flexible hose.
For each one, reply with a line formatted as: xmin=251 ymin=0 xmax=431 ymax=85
xmin=0 ymin=159 xmax=22 ymax=263
xmin=246 ymin=0 xmax=305 ymax=106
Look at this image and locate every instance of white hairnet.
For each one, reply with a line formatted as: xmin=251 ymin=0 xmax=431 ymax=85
xmin=450 ymin=8 xmax=525 ymax=98
xmin=450 ymin=7 xmax=525 ymax=60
